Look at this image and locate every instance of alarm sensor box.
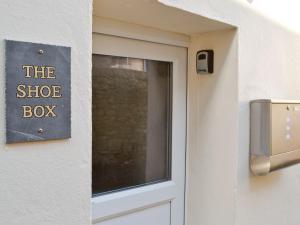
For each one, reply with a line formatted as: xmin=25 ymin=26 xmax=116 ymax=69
xmin=196 ymin=50 xmax=213 ymax=74
xmin=250 ymin=99 xmax=300 ymax=175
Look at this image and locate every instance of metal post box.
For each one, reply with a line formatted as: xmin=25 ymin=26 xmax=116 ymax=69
xmin=250 ymin=99 xmax=300 ymax=175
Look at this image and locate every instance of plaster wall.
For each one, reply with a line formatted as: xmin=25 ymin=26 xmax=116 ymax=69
xmin=237 ymin=8 xmax=300 ymax=225
xmin=158 ymin=0 xmax=300 ymax=225
xmin=187 ymin=29 xmax=238 ymax=225
xmin=0 ymin=1 xmax=92 ymax=225
xmin=1 ymin=0 xmax=300 ymax=225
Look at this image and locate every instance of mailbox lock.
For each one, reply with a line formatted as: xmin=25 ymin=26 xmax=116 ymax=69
xmin=196 ymin=50 xmax=214 ymax=74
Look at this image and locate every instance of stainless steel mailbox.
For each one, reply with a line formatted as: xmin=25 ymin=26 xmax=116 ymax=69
xmin=250 ymin=99 xmax=300 ymax=175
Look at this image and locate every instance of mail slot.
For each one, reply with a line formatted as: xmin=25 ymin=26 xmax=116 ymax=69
xmin=250 ymin=99 xmax=300 ymax=175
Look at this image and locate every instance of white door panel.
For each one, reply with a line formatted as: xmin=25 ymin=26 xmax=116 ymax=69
xmin=92 ymin=34 xmax=186 ymax=225
xmin=92 ymin=181 xmax=176 ymax=222
xmin=95 ymin=203 xmax=170 ymax=225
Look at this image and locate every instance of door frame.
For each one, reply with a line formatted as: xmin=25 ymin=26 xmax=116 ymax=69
xmin=92 ymin=18 xmax=188 ymax=225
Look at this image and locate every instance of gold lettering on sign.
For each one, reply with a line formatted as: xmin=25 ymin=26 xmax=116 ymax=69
xmin=27 ymin=85 xmax=40 ymax=98
xmin=22 ymin=65 xmax=33 ymax=78
xmin=18 ymin=64 xmax=62 ymax=118
xmin=45 ymin=105 xmax=56 ymax=117
xmin=16 ymin=85 xmax=62 ymax=98
xmin=52 ymin=85 xmax=62 ymax=98
xmin=34 ymin=106 xmax=45 ymax=118
xmin=22 ymin=105 xmax=33 ymax=118
xmin=47 ymin=67 xmax=56 ymax=79
xmin=40 ymin=86 xmax=51 ymax=98
xmin=22 ymin=65 xmax=56 ymax=79
xmin=34 ymin=66 xmax=46 ymax=78
xmin=21 ymin=105 xmax=57 ymax=118
xmin=16 ymin=84 xmax=26 ymax=98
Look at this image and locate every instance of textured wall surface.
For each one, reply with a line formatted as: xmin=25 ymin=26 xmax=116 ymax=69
xmin=2 ymin=0 xmax=300 ymax=225
xmin=187 ymin=29 xmax=238 ymax=225
xmin=159 ymin=0 xmax=300 ymax=225
xmin=0 ymin=1 xmax=92 ymax=225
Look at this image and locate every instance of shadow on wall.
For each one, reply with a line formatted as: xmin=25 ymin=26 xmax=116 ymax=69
xmin=187 ymin=28 xmax=238 ymax=225
xmin=238 ymin=100 xmax=282 ymax=189
xmin=235 ymin=3 xmax=300 ymax=225
xmin=237 ymin=2 xmax=300 ymax=183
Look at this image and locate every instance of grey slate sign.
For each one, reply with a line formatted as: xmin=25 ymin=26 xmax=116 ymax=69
xmin=5 ymin=40 xmax=71 ymax=143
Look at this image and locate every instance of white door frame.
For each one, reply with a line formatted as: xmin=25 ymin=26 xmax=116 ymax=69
xmin=92 ymin=20 xmax=187 ymax=225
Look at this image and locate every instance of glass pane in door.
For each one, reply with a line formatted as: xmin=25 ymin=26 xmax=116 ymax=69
xmin=92 ymin=54 xmax=172 ymax=195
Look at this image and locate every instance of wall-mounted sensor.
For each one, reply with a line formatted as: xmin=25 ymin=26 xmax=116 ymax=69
xmin=196 ymin=50 xmax=214 ymax=74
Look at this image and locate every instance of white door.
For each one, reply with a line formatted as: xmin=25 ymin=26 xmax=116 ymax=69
xmin=92 ymin=33 xmax=187 ymax=225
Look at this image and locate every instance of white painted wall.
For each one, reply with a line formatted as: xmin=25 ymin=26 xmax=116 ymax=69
xmin=0 ymin=1 xmax=92 ymax=225
xmin=158 ymin=0 xmax=300 ymax=225
xmin=237 ymin=5 xmax=300 ymax=225
xmin=1 ymin=0 xmax=300 ymax=225
xmin=187 ymin=29 xmax=238 ymax=225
